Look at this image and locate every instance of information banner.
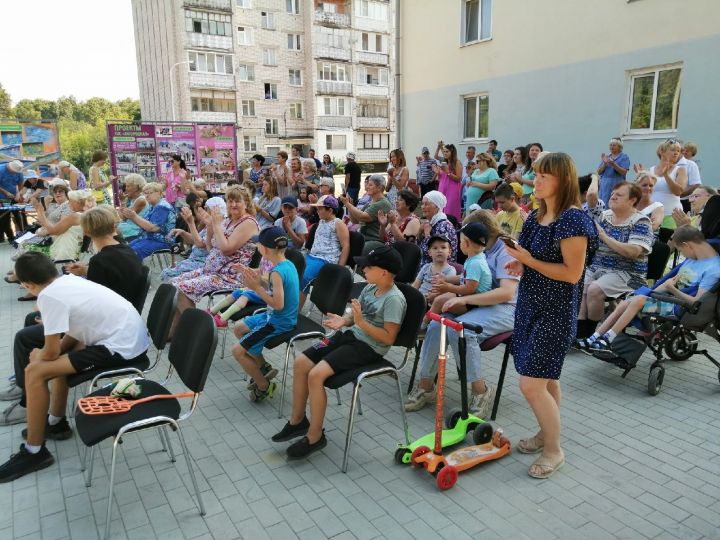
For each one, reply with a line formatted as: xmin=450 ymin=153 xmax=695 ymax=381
xmin=0 ymin=120 xmax=60 ymax=165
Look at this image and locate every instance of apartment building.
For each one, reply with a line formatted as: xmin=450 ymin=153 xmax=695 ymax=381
xmin=400 ymin=0 xmax=720 ymax=178
xmin=131 ymin=0 xmax=397 ymax=166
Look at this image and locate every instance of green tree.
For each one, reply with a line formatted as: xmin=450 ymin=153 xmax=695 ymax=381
xmin=0 ymin=83 xmax=12 ymax=118
xmin=55 ymin=96 xmax=79 ymax=120
xmin=58 ymin=118 xmax=107 ymax=172
xmin=116 ymin=98 xmax=141 ymax=122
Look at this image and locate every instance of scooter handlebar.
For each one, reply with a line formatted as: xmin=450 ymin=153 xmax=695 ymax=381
xmin=425 ymin=311 xmax=484 ymax=334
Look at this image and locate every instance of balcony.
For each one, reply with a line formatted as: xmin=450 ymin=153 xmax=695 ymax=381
xmin=355 ymin=84 xmax=389 ymax=98
xmin=190 ymin=111 xmax=237 ymax=123
xmin=312 ymin=43 xmax=351 ymax=61
xmin=356 ymin=50 xmax=389 ymax=65
xmin=355 ymin=148 xmax=389 ymax=163
xmin=356 ymin=116 xmax=389 ymax=130
xmin=183 ymin=0 xmax=232 ymax=12
xmin=353 ymin=16 xmax=389 ymax=33
xmin=313 ymin=10 xmax=350 ymax=28
xmin=315 ymin=80 xmax=353 ymax=95
xmin=188 ymin=72 xmax=236 ymax=90
xmin=317 ymin=116 xmax=352 ymax=129
xmin=186 ymin=32 xmax=233 ymax=50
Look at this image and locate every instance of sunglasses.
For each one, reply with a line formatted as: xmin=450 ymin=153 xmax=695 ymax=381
xmin=665 ymin=138 xmax=680 ymax=145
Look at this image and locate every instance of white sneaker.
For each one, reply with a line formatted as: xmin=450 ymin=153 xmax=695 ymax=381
xmin=404 ymin=386 xmax=435 ymax=412
xmin=0 ymin=381 xmax=23 ymax=401
xmin=0 ymin=401 xmax=26 ymax=426
xmin=469 ymin=385 xmax=496 ymax=420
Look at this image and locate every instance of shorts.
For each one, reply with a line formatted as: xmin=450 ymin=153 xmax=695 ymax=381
xmin=302 ymin=330 xmax=383 ymax=374
xmin=68 ymin=345 xmax=148 ymax=374
xmin=301 ymin=254 xmax=329 ymax=292
xmin=238 ymin=313 xmax=292 ymax=357
xmin=231 ymin=288 xmax=264 ymax=304
xmin=640 ymin=297 xmax=678 ymax=318
xmin=585 ymin=267 xmax=638 ymax=298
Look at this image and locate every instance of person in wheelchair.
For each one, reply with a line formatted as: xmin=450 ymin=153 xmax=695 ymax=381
xmin=582 ymin=226 xmax=720 ymax=355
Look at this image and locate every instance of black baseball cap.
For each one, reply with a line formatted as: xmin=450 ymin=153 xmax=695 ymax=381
xmin=428 ymin=234 xmax=452 ymax=248
xmin=460 ymin=222 xmax=489 ymax=246
xmin=251 ymin=226 xmax=288 ymax=249
xmin=281 ymin=196 xmax=298 ymax=208
xmin=354 ymin=245 xmax=403 ymax=275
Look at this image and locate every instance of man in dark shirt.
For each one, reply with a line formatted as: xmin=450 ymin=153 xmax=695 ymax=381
xmin=344 ymin=152 xmax=362 ymax=204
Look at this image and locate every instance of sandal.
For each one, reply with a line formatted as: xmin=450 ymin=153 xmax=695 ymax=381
xmin=517 ymin=435 xmax=545 ymax=454
xmin=528 ymin=454 xmax=565 ymax=479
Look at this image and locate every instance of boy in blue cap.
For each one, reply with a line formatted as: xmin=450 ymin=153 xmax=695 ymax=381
xmin=274 ymin=195 xmax=308 ymax=249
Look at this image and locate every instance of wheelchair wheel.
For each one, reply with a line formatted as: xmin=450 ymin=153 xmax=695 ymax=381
xmin=648 ymin=365 xmax=664 ymax=395
xmin=664 ymin=330 xmax=697 ymax=361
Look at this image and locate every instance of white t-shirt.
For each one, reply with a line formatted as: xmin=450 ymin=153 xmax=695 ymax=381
xmin=38 ymin=275 xmax=150 ymax=359
xmin=676 ymin=157 xmax=702 ymax=200
xmin=649 ymin=165 xmax=682 ymax=215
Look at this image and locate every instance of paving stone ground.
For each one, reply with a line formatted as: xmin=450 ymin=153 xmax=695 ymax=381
xmin=0 ymin=242 xmax=719 ymax=539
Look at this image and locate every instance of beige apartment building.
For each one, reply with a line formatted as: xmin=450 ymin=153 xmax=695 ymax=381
xmin=131 ymin=0 xmax=397 ymax=166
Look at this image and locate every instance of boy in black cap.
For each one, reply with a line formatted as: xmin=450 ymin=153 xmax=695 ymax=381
xmin=272 ymin=245 xmax=407 ymax=458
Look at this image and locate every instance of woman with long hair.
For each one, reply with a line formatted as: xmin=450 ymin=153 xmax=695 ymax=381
xmin=256 ymin=176 xmax=281 ymax=230
xmin=466 ymin=152 xmax=500 ymax=209
xmin=164 ymin=154 xmax=191 ymax=208
xmin=88 ymin=150 xmax=114 ymax=205
xmin=517 ymin=142 xmax=543 ymax=201
xmin=433 ymin=142 xmax=463 ymax=221
xmin=320 ymin=154 xmax=335 ymax=178
xmin=386 ymin=148 xmax=409 ymax=206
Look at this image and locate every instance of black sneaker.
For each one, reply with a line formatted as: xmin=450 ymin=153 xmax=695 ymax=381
xmin=22 ymin=417 xmax=72 ymax=441
xmin=272 ymin=416 xmax=310 ymax=442
xmin=0 ymin=444 xmax=54 ymax=483
xmin=247 ymin=363 xmax=278 ymax=390
xmin=286 ymin=431 xmax=327 ymax=459
xmin=250 ymin=381 xmax=276 ymax=402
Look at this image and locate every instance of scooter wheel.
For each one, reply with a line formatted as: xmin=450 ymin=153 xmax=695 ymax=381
xmin=445 ymin=407 xmax=463 ymax=429
xmin=436 ymin=464 xmax=458 ymax=490
xmin=411 ymin=445 xmax=431 ymax=466
xmin=472 ymin=422 xmax=494 ymax=445
xmin=394 ymin=447 xmax=411 ymax=464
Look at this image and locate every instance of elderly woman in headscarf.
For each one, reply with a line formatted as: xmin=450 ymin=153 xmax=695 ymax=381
xmin=418 ymin=190 xmax=458 ymax=263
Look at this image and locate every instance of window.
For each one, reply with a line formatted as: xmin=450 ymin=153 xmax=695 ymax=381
xmin=627 ymin=65 xmax=682 ymax=133
xmin=326 ymin=135 xmax=347 ymax=150
xmin=286 ymin=0 xmax=299 ymax=14
xmin=462 ymin=0 xmax=492 ymax=44
xmin=236 ymin=0 xmax=251 ymax=7
xmin=320 ymin=97 xmax=348 ymax=115
xmin=264 ymin=83 xmax=278 ymax=100
xmin=265 ymin=119 xmax=279 ymax=135
xmin=261 ymin=11 xmax=276 ymax=30
xmin=316 ymin=27 xmax=345 ymax=48
xmin=360 ymin=32 xmax=386 ymax=53
xmin=319 ymin=63 xmax=348 ymax=82
xmin=463 ymin=94 xmax=489 ymax=139
xmin=244 ymin=136 xmax=257 ymax=152
xmin=289 ymin=102 xmax=303 ymax=119
xmin=287 ymin=33 xmax=302 ymax=51
xmin=263 ymin=48 xmax=277 ymax=66
xmin=241 ymin=100 xmax=255 ymax=116
xmin=357 ymin=66 xmax=388 ymax=86
xmin=362 ymin=133 xmax=390 ymax=149
xmin=237 ymin=26 xmax=253 ymax=45
xmin=321 ymin=2 xmax=336 ymax=12
xmin=358 ymin=99 xmax=388 ymax=118
xmin=357 ymin=0 xmax=387 ymax=19
xmin=188 ymin=52 xmax=233 ymax=74
xmin=238 ymin=64 xmax=255 ymax=81
xmin=185 ymin=10 xmax=232 ymax=36
xmin=190 ymin=91 xmax=236 ymax=113
xmin=288 ymin=69 xmax=302 ymax=86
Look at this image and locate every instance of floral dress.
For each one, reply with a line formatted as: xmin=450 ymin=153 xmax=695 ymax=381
xmin=171 ymin=215 xmax=258 ymax=303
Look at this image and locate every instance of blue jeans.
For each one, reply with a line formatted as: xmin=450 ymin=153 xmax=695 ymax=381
xmin=419 ymin=303 xmax=516 ymax=383
xmin=346 ymin=187 xmax=360 ymax=205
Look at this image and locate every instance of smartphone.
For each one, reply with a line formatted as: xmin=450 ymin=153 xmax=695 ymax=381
xmin=500 ymin=236 xmax=518 ymax=249
xmin=340 ymin=182 xmax=346 ymax=195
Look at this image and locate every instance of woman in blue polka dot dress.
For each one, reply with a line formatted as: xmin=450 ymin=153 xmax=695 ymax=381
xmin=504 ymin=152 xmax=598 ymax=479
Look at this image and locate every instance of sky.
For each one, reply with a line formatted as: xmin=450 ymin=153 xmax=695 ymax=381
xmin=3 ymin=0 xmax=139 ymax=103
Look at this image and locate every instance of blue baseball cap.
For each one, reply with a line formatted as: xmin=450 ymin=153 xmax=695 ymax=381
xmin=251 ymin=226 xmax=289 ymax=249
xmin=281 ymin=196 xmax=298 ymax=208
xmin=24 ymin=170 xmax=39 ymax=180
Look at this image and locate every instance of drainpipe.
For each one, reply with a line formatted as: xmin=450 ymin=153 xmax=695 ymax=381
xmin=394 ymin=0 xmax=401 ymax=148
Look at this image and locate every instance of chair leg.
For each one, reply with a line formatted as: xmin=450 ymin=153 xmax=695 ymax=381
xmin=491 ymin=343 xmax=511 ymax=421
xmin=103 ymin=437 xmax=121 ymax=540
xmin=342 ymin=382 xmax=362 ymax=473
xmin=157 ymin=429 xmax=167 ymax=452
xmin=175 ymin=423 xmax=206 ymax=515
xmin=356 ymin=392 xmax=363 ymax=416
xmin=84 ymin=446 xmax=96 ymax=487
xmin=407 ymin=339 xmax=423 ymax=393
xmin=220 ymin=327 xmax=228 ymax=360
xmin=161 ymin=427 xmax=176 ymax=462
xmin=335 ymin=388 xmax=342 ymax=406
xmin=278 ymin=342 xmax=294 ymax=418
xmin=394 ymin=372 xmax=411 ymax=445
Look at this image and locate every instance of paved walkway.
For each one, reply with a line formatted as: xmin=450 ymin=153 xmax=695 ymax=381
xmin=0 ymin=242 xmax=719 ymax=540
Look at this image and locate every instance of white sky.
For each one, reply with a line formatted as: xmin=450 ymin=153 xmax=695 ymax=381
xmin=3 ymin=0 xmax=139 ymax=103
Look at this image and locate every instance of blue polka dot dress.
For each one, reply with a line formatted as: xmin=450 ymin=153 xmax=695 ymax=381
xmin=512 ymin=208 xmax=598 ymax=379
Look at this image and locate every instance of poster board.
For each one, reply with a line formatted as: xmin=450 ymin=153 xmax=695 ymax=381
xmin=0 ymin=120 xmax=60 ymax=165
xmin=107 ymin=121 xmax=237 ymax=187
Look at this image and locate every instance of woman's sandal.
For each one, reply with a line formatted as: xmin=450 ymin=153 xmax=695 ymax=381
xmin=517 ymin=435 xmax=545 ymax=454
xmin=528 ymin=454 xmax=565 ymax=479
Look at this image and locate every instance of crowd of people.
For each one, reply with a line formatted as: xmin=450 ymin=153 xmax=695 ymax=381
xmin=0 ymin=134 xmax=717 ymax=484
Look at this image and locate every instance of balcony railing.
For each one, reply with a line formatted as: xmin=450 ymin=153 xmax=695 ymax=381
xmin=356 ymin=50 xmax=389 ymax=65
xmin=190 ymin=111 xmax=237 ymax=123
xmin=317 ymin=116 xmax=352 ymax=129
xmin=188 ymin=72 xmax=236 ymax=90
xmin=312 ymin=43 xmax=351 ymax=61
xmin=353 ymin=16 xmax=389 ymax=33
xmin=313 ymin=10 xmax=350 ymax=28
xmin=355 ymin=148 xmax=390 ymax=163
xmin=355 ymin=84 xmax=389 ymax=97
xmin=186 ymin=32 xmax=233 ymax=50
xmin=356 ymin=116 xmax=389 ymax=130
xmin=183 ymin=0 xmax=232 ymax=12
xmin=315 ymin=80 xmax=353 ymax=95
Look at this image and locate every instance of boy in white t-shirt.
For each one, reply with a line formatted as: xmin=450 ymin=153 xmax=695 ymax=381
xmin=0 ymin=252 xmax=150 ymax=483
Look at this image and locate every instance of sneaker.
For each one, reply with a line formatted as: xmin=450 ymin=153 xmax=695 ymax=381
xmin=469 ymin=385 xmax=496 ymax=420
xmin=22 ymin=417 xmax=72 ymax=441
xmin=247 ymin=363 xmax=278 ymax=391
xmin=0 ymin=444 xmax=54 ymax=483
xmin=213 ymin=314 xmax=228 ymax=328
xmin=404 ymin=386 xmax=434 ymax=412
xmin=0 ymin=401 xmax=26 ymax=426
xmin=0 ymin=381 xmax=22 ymax=401
xmin=286 ymin=431 xmax=327 ymax=459
xmin=250 ymin=381 xmax=277 ymax=402
xmin=574 ymin=338 xmax=595 ymax=351
xmin=272 ymin=416 xmax=310 ymax=442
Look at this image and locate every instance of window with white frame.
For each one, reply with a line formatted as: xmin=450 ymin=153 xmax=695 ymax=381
xmin=318 ymin=63 xmax=348 ymax=82
xmin=627 ymin=64 xmax=682 ymax=133
xmin=237 ymin=26 xmax=253 ymax=45
xmin=241 ymin=100 xmax=255 ymax=116
xmin=316 ymin=27 xmax=345 ymax=48
xmin=326 ymin=134 xmax=347 ymax=150
xmin=190 ymin=91 xmax=236 ymax=112
xmin=357 ymin=0 xmax=387 ymax=19
xmin=462 ymin=0 xmax=492 ymax=44
xmin=362 ymin=133 xmax=389 ymax=149
xmin=264 ymin=83 xmax=278 ymax=100
xmin=289 ymin=102 xmax=303 ymax=119
xmin=185 ymin=10 xmax=232 ymax=36
xmin=265 ymin=119 xmax=279 ymax=135
xmin=358 ymin=99 xmax=388 ymax=118
xmin=261 ymin=11 xmax=276 ymax=30
xmin=320 ymin=97 xmax=348 ymax=116
xmin=287 ymin=33 xmax=302 ymax=51
xmin=321 ymin=2 xmax=336 ymax=12
xmin=236 ymin=0 xmax=251 ymax=7
xmin=357 ymin=66 xmax=388 ymax=86
xmin=263 ymin=48 xmax=277 ymax=65
xmin=266 ymin=145 xmax=281 ymax=156
xmin=243 ymin=136 xmax=257 ymax=152
xmin=188 ymin=51 xmax=233 ymax=74
xmin=463 ymin=94 xmax=489 ymax=140
xmin=288 ymin=69 xmax=302 ymax=86
xmin=238 ymin=64 xmax=255 ymax=81
xmin=360 ymin=32 xmax=386 ymax=53
xmin=286 ymin=0 xmax=299 ymax=14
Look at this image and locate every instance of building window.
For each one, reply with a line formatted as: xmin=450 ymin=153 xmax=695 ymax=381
xmin=265 ymin=119 xmax=279 ymax=135
xmin=263 ymin=48 xmax=277 ymax=66
xmin=185 ymin=10 xmax=232 ymax=36
xmin=357 ymin=66 xmax=388 ymax=86
xmin=321 ymin=2 xmax=337 ymax=13
xmin=319 ymin=63 xmax=348 ymax=82
xmin=358 ymin=99 xmax=388 ymax=118
xmin=243 ymin=136 xmax=257 ymax=152
xmin=241 ymin=100 xmax=255 ymax=116
xmin=463 ymin=94 xmax=489 ymax=140
xmin=237 ymin=26 xmax=253 ymax=45
xmin=286 ymin=0 xmax=299 ymax=14
xmin=238 ymin=64 xmax=255 ymax=81
xmin=289 ymin=102 xmax=303 ymax=119
xmin=288 ymin=69 xmax=302 ymax=86
xmin=362 ymin=133 xmax=390 ymax=149
xmin=264 ymin=83 xmax=278 ymax=100
xmin=627 ymin=64 xmax=682 ymax=133
xmin=287 ymin=33 xmax=302 ymax=51
xmin=321 ymin=97 xmax=348 ymax=116
xmin=357 ymin=0 xmax=387 ymax=20
xmin=188 ymin=52 xmax=233 ymax=74
xmin=236 ymin=0 xmax=251 ymax=7
xmin=462 ymin=0 xmax=492 ymax=44
xmin=190 ymin=91 xmax=236 ymax=113
xmin=261 ymin=11 xmax=276 ymax=30
xmin=360 ymin=32 xmax=385 ymax=53
xmin=326 ymin=135 xmax=347 ymax=150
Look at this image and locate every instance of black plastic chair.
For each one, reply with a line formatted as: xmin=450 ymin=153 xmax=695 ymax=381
xmin=324 ymin=283 xmax=425 ymax=472
xmin=149 ymin=248 xmax=173 ymax=271
xmin=646 ymin=241 xmax=671 ymax=282
xmin=132 ymin=265 xmax=152 ymax=314
xmin=348 ymin=231 xmax=365 ymax=270
xmin=392 ymin=240 xmax=422 ymax=284
xmin=75 ymin=308 xmax=217 ymax=540
xmin=304 ymin=223 xmax=317 ymax=251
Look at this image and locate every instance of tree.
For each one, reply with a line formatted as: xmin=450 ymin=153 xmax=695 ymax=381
xmin=0 ymin=83 xmax=11 ymax=118
xmin=58 ymin=118 xmax=107 ymax=172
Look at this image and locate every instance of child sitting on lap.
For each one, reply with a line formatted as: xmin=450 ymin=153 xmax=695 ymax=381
xmin=271 ymin=245 xmax=407 ymax=458
xmin=412 ymin=235 xmax=457 ymax=306
xmin=231 ymin=227 xmax=300 ymax=402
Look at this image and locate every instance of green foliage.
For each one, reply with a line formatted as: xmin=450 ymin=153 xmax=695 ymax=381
xmin=333 ymin=159 xmax=345 ymax=175
xmin=0 ymin=83 xmax=11 ymax=117
xmin=58 ymin=119 xmax=108 ymax=172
